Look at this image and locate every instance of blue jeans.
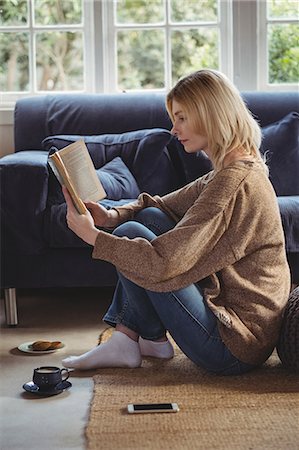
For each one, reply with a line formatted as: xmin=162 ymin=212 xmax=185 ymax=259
xmin=104 ymin=207 xmax=256 ymax=375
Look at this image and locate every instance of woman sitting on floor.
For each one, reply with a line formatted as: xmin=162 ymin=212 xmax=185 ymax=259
xmin=62 ymin=69 xmax=290 ymax=375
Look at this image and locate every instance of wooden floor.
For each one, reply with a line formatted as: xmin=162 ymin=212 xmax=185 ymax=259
xmin=0 ymin=287 xmax=113 ymax=450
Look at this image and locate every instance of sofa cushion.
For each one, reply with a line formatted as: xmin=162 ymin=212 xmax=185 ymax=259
xmin=44 ymin=199 xmax=135 ymax=248
xmin=45 ymin=155 xmax=140 ymax=247
xmin=166 ymin=138 xmax=213 ymax=184
xmin=96 ymin=157 xmax=140 ymax=200
xmin=47 ymin=153 xmax=141 ymax=206
xmin=260 ymin=112 xmax=299 ymax=196
xmin=167 ymin=111 xmax=299 ymax=193
xmin=43 ymin=128 xmax=178 ymax=196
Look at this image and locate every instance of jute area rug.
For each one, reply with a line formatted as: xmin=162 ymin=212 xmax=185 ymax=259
xmin=86 ymin=328 xmax=299 ymax=450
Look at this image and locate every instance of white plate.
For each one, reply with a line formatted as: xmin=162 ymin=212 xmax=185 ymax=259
xmin=18 ymin=341 xmax=65 ymax=354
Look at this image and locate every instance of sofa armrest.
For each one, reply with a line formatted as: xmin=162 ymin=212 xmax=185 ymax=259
xmin=0 ymin=151 xmax=49 ymax=254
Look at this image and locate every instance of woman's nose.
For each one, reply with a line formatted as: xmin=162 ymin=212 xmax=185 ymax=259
xmin=171 ymin=126 xmax=177 ymax=136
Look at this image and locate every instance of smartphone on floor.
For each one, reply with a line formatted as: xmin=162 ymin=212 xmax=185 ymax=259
xmin=127 ymin=402 xmax=179 ymax=414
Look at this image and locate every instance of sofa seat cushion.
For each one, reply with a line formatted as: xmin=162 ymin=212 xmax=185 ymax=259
xmin=43 ymin=128 xmax=179 ymax=197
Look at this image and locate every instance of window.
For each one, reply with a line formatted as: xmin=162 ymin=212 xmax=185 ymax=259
xmin=0 ymin=0 xmax=298 ymax=108
xmin=0 ymin=0 xmax=232 ymax=103
xmin=0 ymin=0 xmax=86 ymax=103
xmin=258 ymin=0 xmax=299 ymax=90
xmin=103 ymin=0 xmax=232 ymax=92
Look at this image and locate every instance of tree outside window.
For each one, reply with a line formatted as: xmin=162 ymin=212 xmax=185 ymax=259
xmin=0 ymin=0 xmax=298 ymax=95
xmin=0 ymin=0 xmax=83 ymax=92
xmin=267 ymin=0 xmax=299 ymax=84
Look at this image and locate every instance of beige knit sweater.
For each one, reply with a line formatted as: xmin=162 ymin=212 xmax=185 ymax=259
xmin=92 ymin=160 xmax=291 ymax=365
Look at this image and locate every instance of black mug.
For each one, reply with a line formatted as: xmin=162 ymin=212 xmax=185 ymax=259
xmin=33 ymin=366 xmax=69 ymax=390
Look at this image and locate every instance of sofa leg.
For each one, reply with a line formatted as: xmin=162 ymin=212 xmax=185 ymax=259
xmin=4 ymin=288 xmax=18 ymax=326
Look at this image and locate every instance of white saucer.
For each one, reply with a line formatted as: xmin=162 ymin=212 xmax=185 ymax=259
xmin=18 ymin=341 xmax=65 ymax=354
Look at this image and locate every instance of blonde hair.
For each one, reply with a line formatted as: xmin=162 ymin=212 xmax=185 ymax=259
xmin=166 ymin=69 xmax=266 ymax=172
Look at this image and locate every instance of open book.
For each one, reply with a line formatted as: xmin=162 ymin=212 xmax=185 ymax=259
xmin=48 ymin=140 xmax=106 ymax=214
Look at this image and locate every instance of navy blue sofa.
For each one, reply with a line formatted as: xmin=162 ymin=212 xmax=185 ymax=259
xmin=1 ymin=91 xmax=298 ymax=325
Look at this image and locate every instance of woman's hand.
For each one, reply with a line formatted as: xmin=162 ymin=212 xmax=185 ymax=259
xmin=84 ymin=200 xmax=119 ymax=229
xmin=62 ymin=186 xmax=99 ymax=246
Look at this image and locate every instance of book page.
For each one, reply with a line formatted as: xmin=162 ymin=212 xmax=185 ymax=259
xmin=49 ymin=152 xmax=87 ymax=214
xmin=57 ymin=140 xmax=106 ymax=203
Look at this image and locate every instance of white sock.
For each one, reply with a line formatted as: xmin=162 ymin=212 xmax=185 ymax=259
xmin=62 ymin=331 xmax=142 ymax=370
xmin=139 ymin=337 xmax=174 ymax=359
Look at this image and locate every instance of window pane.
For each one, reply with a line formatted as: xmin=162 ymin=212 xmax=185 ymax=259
xmin=171 ymin=28 xmax=218 ymax=83
xmin=268 ymin=0 xmax=299 ymax=19
xmin=36 ymin=31 xmax=84 ymax=90
xmin=117 ymin=29 xmax=165 ymax=90
xmin=116 ymin=0 xmax=164 ymax=24
xmin=170 ymin=0 xmax=217 ymax=23
xmin=0 ymin=0 xmax=28 ymax=25
xmin=34 ymin=0 xmax=82 ymax=25
xmin=0 ymin=32 xmax=29 ymax=91
xmin=268 ymin=23 xmax=299 ymax=84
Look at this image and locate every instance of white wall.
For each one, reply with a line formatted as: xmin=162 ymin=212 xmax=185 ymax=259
xmin=0 ymin=110 xmax=14 ymax=158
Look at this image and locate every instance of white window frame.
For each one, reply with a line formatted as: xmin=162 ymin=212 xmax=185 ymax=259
xmin=232 ymin=0 xmax=258 ymax=91
xmin=257 ymin=0 xmax=299 ymax=91
xmin=0 ymin=0 xmax=94 ymax=107
xmin=100 ymin=0 xmax=233 ymax=93
xmin=1 ymin=0 xmax=298 ymax=113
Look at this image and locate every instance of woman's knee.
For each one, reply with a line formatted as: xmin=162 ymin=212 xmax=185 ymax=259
xmin=135 ymin=207 xmax=163 ymax=223
xmin=113 ymin=221 xmax=155 ymax=240
xmin=135 ymin=207 xmax=175 ymax=234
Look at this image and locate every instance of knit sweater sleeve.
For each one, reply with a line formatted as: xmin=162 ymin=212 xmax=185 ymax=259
xmin=111 ymin=171 xmax=214 ymax=224
xmin=92 ymin=168 xmax=244 ymax=292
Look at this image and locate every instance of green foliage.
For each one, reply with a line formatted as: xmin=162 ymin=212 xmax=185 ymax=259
xmin=116 ymin=0 xmax=164 ymax=23
xmin=170 ymin=0 xmax=217 ymax=22
xmin=171 ymin=28 xmax=218 ymax=83
xmin=0 ymin=32 xmax=29 ymax=91
xmin=0 ymin=0 xmax=28 ymax=25
xmin=0 ymin=0 xmax=298 ymax=92
xmin=268 ymin=0 xmax=299 ymax=19
xmin=36 ymin=31 xmax=83 ymax=90
xmin=118 ymin=29 xmax=165 ymax=89
xmin=0 ymin=0 xmax=83 ymax=91
xmin=35 ymin=0 xmax=82 ymax=25
xmin=269 ymin=23 xmax=299 ymax=83
xmin=116 ymin=0 xmax=218 ymax=89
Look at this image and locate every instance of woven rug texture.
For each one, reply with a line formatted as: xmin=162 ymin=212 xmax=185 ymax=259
xmin=86 ymin=328 xmax=299 ymax=450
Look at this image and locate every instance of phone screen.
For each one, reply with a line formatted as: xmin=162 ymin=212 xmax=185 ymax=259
xmin=134 ymin=403 xmax=173 ymax=411
xmin=127 ymin=403 xmax=179 ymax=413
